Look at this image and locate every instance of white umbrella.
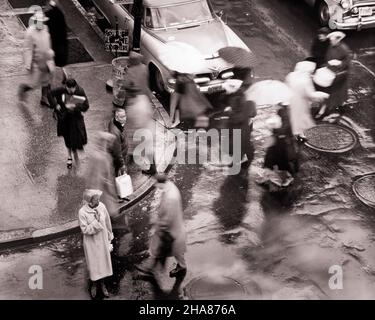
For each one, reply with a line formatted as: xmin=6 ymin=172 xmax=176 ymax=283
xmin=245 ymin=80 xmax=292 ymax=107
xmin=159 ymin=41 xmax=207 ymax=74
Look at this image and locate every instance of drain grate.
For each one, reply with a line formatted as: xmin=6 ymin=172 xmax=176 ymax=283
xmin=353 ymin=173 xmax=375 ymax=208
xmin=185 ymin=276 xmax=248 ymax=300
xmin=304 ymin=123 xmax=358 ymax=153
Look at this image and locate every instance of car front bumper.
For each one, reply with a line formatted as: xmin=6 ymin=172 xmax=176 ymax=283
xmin=334 ymin=16 xmax=375 ymax=30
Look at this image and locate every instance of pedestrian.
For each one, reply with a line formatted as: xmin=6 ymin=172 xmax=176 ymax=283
xmin=108 ymin=108 xmax=129 ymax=176
xmin=45 ymin=0 xmax=69 ymax=84
xmin=49 ymin=78 xmax=89 ymax=168
xmin=125 ymin=51 xmax=153 ymax=99
xmin=138 ymin=173 xmax=187 ymax=278
xmin=223 ymin=68 xmax=257 ymax=174
xmin=168 ymin=71 xmax=212 ymax=128
xmin=18 ymin=11 xmax=55 ymax=108
xmin=78 ymin=189 xmax=114 ymax=299
xmin=285 ymin=61 xmax=329 ymax=142
xmin=124 ymin=81 xmax=157 ymax=175
xmin=324 ymin=31 xmax=352 ymax=115
xmin=310 ymin=27 xmax=331 ymax=69
xmin=85 ymin=132 xmax=118 ymax=218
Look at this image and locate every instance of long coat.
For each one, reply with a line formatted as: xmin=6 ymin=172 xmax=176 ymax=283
xmin=285 ymin=71 xmax=324 ymax=136
xmin=45 ymin=5 xmax=68 ymax=67
xmin=150 ymin=181 xmax=187 ymax=259
xmin=23 ymin=25 xmax=55 ymax=88
xmin=85 ymin=148 xmax=118 ymax=218
xmin=325 ymin=42 xmax=351 ymax=111
xmin=49 ymin=85 xmax=89 ymax=150
xmin=79 ymin=202 xmax=113 ymax=281
xmin=108 ymin=119 xmax=129 ymax=173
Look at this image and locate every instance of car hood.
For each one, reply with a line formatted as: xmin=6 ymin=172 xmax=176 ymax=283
xmin=352 ymin=0 xmax=375 ymax=3
xmin=153 ymin=20 xmax=234 ymax=56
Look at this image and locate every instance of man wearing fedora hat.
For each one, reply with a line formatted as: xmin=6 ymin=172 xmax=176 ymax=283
xmin=18 ymin=11 xmax=55 ymax=108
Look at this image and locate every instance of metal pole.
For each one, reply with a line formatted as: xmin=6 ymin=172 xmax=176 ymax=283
xmin=132 ymin=0 xmax=143 ymax=53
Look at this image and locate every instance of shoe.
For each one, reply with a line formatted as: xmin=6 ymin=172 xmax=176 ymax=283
xmin=89 ymin=283 xmax=97 ymax=299
xmin=296 ymin=135 xmax=308 ymax=144
xmin=169 ymin=265 xmax=187 ymax=278
xmin=40 ymin=100 xmax=51 ymax=108
xmin=101 ymin=283 xmax=109 ymax=298
xmin=67 ymin=158 xmax=73 ymax=169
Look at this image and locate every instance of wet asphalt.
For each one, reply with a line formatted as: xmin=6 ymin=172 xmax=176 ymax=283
xmin=1 ymin=0 xmax=375 ymax=299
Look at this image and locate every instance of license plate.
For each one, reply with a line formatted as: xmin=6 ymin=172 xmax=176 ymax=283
xmin=207 ymin=85 xmax=223 ymax=93
xmin=359 ymin=7 xmax=372 ymax=16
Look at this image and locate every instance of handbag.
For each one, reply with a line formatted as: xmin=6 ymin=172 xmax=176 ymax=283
xmin=115 ymin=173 xmax=133 ymax=198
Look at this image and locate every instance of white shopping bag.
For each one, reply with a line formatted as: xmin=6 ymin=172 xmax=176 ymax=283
xmin=115 ymin=174 xmax=133 ymax=198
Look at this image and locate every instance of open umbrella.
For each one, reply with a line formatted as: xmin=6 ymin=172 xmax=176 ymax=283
xmin=159 ymin=41 xmax=207 ymax=74
xmin=218 ymin=46 xmax=257 ymax=69
xmin=245 ymin=80 xmax=292 ymax=107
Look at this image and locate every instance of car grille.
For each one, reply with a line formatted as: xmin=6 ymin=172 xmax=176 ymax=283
xmin=343 ymin=4 xmax=375 ymax=18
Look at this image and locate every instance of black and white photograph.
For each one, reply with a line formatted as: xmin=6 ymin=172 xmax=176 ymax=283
xmin=0 ymin=0 xmax=375 ymax=307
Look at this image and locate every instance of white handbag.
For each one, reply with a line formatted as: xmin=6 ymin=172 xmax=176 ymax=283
xmin=313 ymin=67 xmax=336 ymax=88
xmin=115 ymin=174 xmax=133 ymax=198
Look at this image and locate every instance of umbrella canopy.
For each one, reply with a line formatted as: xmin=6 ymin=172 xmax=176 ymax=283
xmin=245 ymin=80 xmax=292 ymax=106
xmin=218 ymin=46 xmax=257 ymax=69
xmin=159 ymin=41 xmax=207 ymax=74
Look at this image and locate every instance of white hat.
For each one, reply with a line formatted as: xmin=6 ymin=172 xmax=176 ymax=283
xmin=327 ymin=31 xmax=346 ymax=42
xmin=294 ymin=61 xmax=317 ymax=74
xmin=313 ymin=67 xmax=336 ymax=88
xmin=31 ymin=11 xmax=49 ymax=22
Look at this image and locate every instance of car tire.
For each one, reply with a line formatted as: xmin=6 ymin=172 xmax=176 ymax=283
xmin=317 ymin=1 xmax=330 ymax=26
xmin=150 ymin=65 xmax=167 ymax=95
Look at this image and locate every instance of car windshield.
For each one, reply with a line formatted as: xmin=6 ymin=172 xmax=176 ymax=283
xmin=149 ymin=1 xmax=213 ymax=29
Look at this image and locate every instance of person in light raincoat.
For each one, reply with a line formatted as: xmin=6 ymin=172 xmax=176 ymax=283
xmin=85 ymin=132 xmax=118 ymax=218
xmin=18 ymin=11 xmax=55 ymax=107
xmin=78 ymin=189 xmax=114 ymax=299
xmin=138 ymin=174 xmax=187 ymax=279
xmin=285 ymin=61 xmax=329 ymax=141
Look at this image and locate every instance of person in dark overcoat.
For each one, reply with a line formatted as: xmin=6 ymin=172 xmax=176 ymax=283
xmin=310 ymin=27 xmax=330 ymax=69
xmin=324 ymin=31 xmax=352 ymax=115
xmin=49 ymin=78 xmax=89 ymax=168
xmin=45 ymin=0 xmax=68 ymax=81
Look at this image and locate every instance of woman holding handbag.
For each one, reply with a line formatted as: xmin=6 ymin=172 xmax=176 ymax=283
xmin=78 ymin=189 xmax=114 ymax=299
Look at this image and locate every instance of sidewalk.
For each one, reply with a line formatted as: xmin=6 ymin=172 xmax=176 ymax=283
xmin=0 ymin=1 xmax=176 ymax=248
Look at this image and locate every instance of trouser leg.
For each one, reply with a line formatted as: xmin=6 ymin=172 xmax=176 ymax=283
xmin=41 ymin=85 xmax=51 ymax=106
xmin=174 ymin=252 xmax=186 ymax=269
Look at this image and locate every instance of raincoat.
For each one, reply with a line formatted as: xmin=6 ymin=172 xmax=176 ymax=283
xmin=23 ymin=24 xmax=55 ymax=88
xmin=79 ymin=201 xmax=113 ymax=281
xmin=85 ymin=134 xmax=118 ymax=217
xmin=150 ymin=181 xmax=186 ymax=259
xmin=325 ymin=42 xmax=351 ymax=111
xmin=285 ymin=64 xmax=328 ymax=136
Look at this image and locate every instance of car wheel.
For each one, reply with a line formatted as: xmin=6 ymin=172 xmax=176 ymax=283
xmin=151 ymin=66 xmax=167 ymax=95
xmin=317 ymin=1 xmax=330 ymax=26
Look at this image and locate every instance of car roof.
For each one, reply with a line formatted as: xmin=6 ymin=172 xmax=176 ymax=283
xmin=144 ymin=0 xmax=201 ymax=8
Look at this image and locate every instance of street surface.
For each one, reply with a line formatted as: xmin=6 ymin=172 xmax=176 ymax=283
xmin=1 ymin=0 xmax=375 ymax=299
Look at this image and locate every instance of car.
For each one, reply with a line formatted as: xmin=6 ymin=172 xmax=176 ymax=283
xmin=92 ymin=0 xmax=253 ymax=94
xmin=305 ymin=0 xmax=375 ymax=30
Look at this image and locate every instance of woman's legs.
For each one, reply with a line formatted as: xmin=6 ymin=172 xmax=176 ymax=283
xmin=72 ymin=149 xmax=80 ymax=166
xmin=66 ymin=149 xmax=73 ymax=168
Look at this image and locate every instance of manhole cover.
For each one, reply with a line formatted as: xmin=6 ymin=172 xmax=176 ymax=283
xmin=353 ymin=173 xmax=375 ymax=208
xmin=185 ymin=276 xmax=248 ymax=300
xmin=304 ymin=123 xmax=358 ymax=153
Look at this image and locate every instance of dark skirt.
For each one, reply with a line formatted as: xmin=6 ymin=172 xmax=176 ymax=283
xmin=58 ymin=113 xmax=87 ymax=150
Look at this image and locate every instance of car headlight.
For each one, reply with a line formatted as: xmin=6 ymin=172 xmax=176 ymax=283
xmin=351 ymin=7 xmax=359 ymax=14
xmin=340 ymin=0 xmax=350 ymax=10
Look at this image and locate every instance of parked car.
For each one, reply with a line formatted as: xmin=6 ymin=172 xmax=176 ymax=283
xmin=305 ymin=0 xmax=375 ymax=30
xmin=92 ymin=0 xmax=253 ymax=94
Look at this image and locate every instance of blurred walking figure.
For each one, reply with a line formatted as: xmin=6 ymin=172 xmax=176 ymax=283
xmin=138 ymin=174 xmax=187 ymax=279
xmin=285 ymin=61 xmax=329 ymax=142
xmin=78 ymin=189 xmax=114 ymax=299
xmin=310 ymin=27 xmax=330 ymax=68
xmin=168 ymin=71 xmax=212 ymax=128
xmin=49 ymin=78 xmax=89 ymax=168
xmin=45 ymin=0 xmax=68 ymax=84
xmin=85 ymin=132 xmax=118 ymax=218
xmin=224 ymin=67 xmax=257 ymax=174
xmin=124 ymin=81 xmax=157 ymax=175
xmin=18 ymin=11 xmax=55 ymax=108
xmin=108 ymin=108 xmax=129 ymax=176
xmin=323 ymin=31 xmax=352 ymax=116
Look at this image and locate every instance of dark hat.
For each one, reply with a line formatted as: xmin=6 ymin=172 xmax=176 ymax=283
xmin=65 ymin=78 xmax=77 ymax=88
